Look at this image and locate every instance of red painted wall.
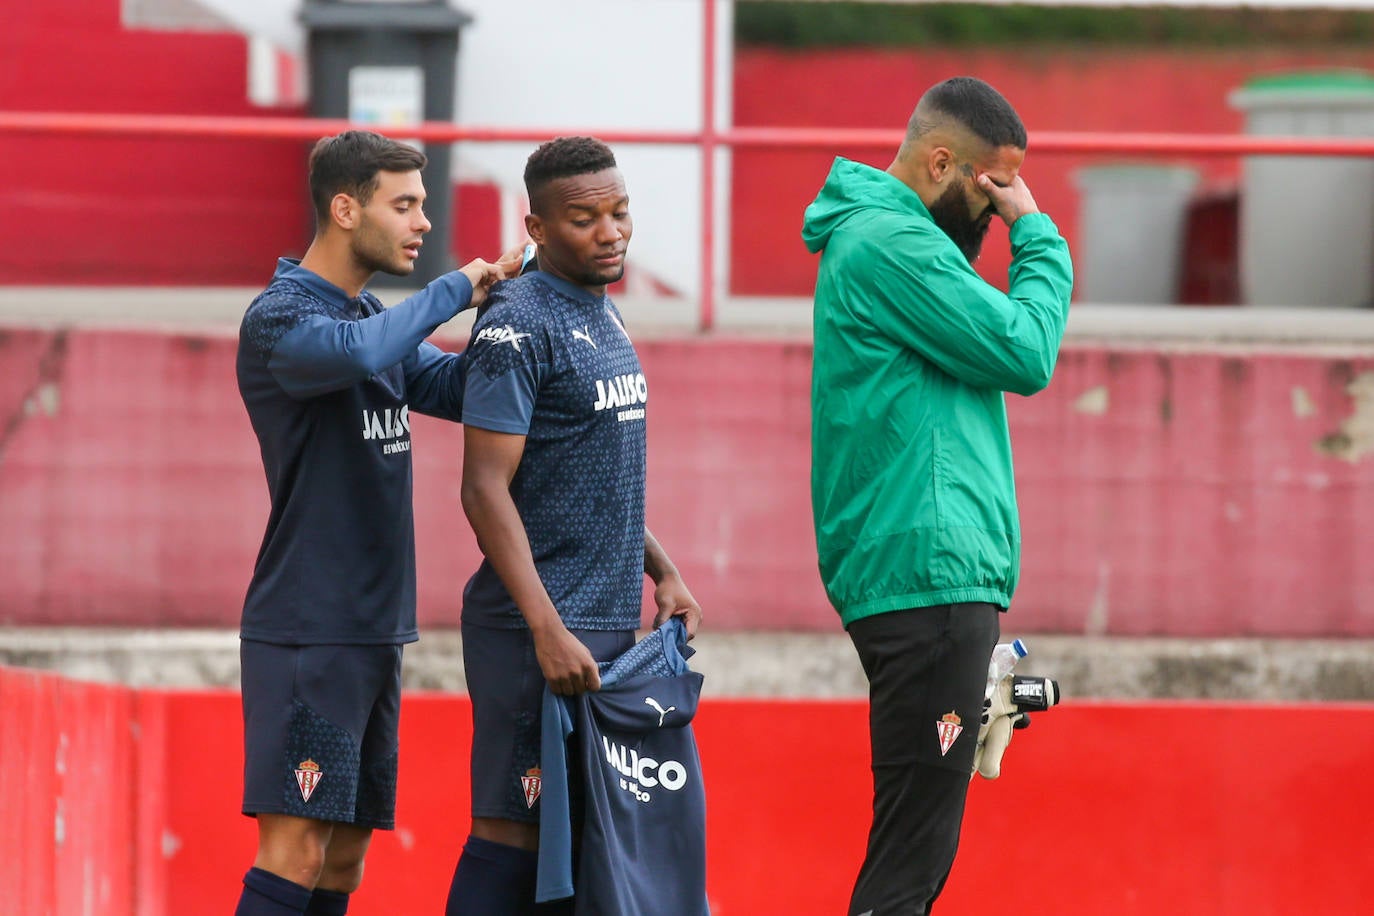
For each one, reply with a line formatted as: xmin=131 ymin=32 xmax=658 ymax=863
xmin=7 ymin=1 xmax=1374 ymax=293
xmin=4 ymin=665 xmax=1372 ymax=915
xmin=0 ymin=0 xmax=309 ymax=284
xmin=732 ymin=47 xmax=1374 ymax=297
xmin=3 ymin=328 xmax=1374 ymax=636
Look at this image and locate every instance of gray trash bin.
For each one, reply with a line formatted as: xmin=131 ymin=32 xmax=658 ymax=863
xmin=1073 ymin=164 xmax=1200 ymax=305
xmin=301 ymin=0 xmax=473 ymax=286
xmin=1230 ymin=70 xmax=1374 ymax=308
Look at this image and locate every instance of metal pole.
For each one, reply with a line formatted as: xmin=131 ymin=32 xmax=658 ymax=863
xmin=699 ymin=0 xmax=717 ymax=332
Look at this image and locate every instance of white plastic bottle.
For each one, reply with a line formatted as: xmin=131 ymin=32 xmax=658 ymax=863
xmin=985 ymin=638 xmax=1028 ymax=700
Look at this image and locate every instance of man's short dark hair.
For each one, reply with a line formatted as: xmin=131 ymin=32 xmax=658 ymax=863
xmin=914 ymin=77 xmax=1027 ymax=150
xmin=308 ymin=130 xmax=427 ymax=223
xmin=524 ymin=136 xmax=618 ymax=214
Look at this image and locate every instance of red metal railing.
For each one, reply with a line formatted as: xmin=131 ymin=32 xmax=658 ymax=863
xmin=12 ymin=108 xmax=1374 ymax=156
xmin=10 ymin=0 xmax=1374 ymax=326
xmin=7 ymin=107 xmax=1374 ymax=327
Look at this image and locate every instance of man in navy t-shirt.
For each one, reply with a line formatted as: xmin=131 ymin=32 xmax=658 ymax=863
xmin=234 ymin=130 xmax=519 ymax=916
xmin=446 ymin=136 xmax=704 ymax=915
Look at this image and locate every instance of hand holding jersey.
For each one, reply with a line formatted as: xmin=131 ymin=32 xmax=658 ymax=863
xmin=650 ymin=574 xmax=702 ymax=636
xmin=647 ymin=529 xmax=703 ymax=638
xmin=533 ymin=616 xmax=604 ymax=695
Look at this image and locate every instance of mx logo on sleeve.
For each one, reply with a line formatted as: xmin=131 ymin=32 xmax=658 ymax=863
xmin=936 ymin=710 xmax=964 ymax=757
xmin=475 ymin=324 xmax=531 ymax=351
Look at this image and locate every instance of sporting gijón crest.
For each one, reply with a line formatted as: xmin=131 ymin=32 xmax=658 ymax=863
xmin=936 ymin=710 xmax=964 ymax=757
xmin=295 ymin=759 xmax=323 ymax=803
xmin=521 ymin=767 xmax=542 ymax=809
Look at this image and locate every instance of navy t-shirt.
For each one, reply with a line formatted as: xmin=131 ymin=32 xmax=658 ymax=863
xmin=237 ymin=258 xmax=471 ymax=645
xmin=460 ymin=271 xmax=647 ymax=631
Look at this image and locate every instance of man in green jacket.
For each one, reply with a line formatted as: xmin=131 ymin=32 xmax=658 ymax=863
xmin=802 ymin=76 xmax=1073 ymax=915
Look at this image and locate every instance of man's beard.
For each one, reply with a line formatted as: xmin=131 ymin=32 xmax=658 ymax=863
xmin=353 ymin=219 xmax=413 ymax=277
xmin=928 ymin=180 xmax=993 ymax=264
xmin=573 ymin=262 xmax=625 ymax=288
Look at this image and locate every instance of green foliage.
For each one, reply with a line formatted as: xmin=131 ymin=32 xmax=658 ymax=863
xmin=735 ymin=2 xmax=1374 ymax=48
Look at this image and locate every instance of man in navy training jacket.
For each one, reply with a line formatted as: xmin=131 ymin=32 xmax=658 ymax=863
xmin=234 ymin=129 xmax=520 ymax=916
xmin=447 ymin=135 xmax=704 ymax=915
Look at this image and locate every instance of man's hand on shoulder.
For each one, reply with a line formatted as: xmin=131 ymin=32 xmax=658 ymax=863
xmin=457 ymin=258 xmax=505 ymax=310
xmin=457 ymin=240 xmax=534 ymax=310
xmin=494 ymin=239 xmax=531 ymax=278
xmin=977 ymin=173 xmax=1040 ymax=228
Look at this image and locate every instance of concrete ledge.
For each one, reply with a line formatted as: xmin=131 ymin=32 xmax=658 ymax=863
xmin=2 ymin=628 xmax=1371 ymax=701
xmin=7 ymin=287 xmax=1374 ymax=347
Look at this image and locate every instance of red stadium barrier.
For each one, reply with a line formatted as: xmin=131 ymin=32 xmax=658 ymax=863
xmin=0 ymin=666 xmax=142 ymax=914
xmin=4 ymin=665 xmax=1371 ymax=915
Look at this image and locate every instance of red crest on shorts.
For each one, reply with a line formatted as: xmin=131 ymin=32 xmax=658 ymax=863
xmin=521 ymin=767 xmax=542 ymax=809
xmin=294 ymin=759 xmax=323 ymax=803
xmin=936 ymin=711 xmax=964 ymax=757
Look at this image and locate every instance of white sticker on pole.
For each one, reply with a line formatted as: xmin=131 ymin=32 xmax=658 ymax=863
xmin=348 ymin=66 xmax=425 ymax=152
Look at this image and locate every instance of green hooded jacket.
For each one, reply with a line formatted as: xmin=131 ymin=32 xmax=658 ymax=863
xmin=802 ymin=157 xmax=1073 ymax=626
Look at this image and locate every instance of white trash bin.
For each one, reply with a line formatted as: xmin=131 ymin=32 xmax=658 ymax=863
xmin=1073 ymin=164 xmax=1200 ymax=305
xmin=1230 ymin=70 xmax=1374 ymax=308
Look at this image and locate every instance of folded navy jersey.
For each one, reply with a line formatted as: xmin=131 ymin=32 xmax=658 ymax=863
xmin=538 ymin=619 xmax=709 ymax=914
xmin=237 ymin=258 xmax=470 ymax=645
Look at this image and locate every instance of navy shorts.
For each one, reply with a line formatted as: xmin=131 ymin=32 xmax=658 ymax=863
xmin=462 ymin=621 xmax=634 ymax=823
xmin=240 ymin=640 xmax=404 ymax=830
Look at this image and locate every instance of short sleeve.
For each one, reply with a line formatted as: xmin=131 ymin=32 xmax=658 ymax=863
xmin=460 ymin=298 xmax=549 ymax=434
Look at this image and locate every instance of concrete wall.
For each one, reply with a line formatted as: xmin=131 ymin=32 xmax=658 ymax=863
xmin=3 ymin=326 xmax=1374 ymax=636
xmin=3 ymin=663 xmax=1371 ymax=915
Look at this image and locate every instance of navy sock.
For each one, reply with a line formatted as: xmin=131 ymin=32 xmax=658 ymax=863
xmin=445 ymin=836 xmax=542 ymax=916
xmin=235 ymin=867 xmax=312 ymax=916
xmin=304 ymin=887 xmax=350 ymax=915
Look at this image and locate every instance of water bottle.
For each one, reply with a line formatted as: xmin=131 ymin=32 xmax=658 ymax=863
xmin=985 ymin=638 xmax=1028 ymax=700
